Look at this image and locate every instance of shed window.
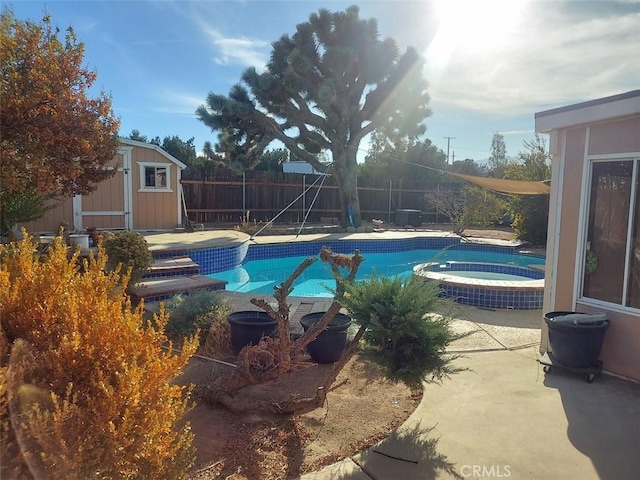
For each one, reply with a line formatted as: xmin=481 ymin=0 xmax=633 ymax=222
xmin=582 ymin=159 xmax=639 ymax=309
xmin=138 ymin=163 xmax=171 ymax=192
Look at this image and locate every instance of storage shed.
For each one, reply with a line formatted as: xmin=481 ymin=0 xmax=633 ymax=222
xmin=20 ymin=138 xmax=187 ymax=233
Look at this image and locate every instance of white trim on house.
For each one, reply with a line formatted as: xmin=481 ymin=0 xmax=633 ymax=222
xmin=138 ymin=162 xmax=173 ymax=192
xmin=623 ymin=160 xmax=639 ymax=304
xmin=72 ymin=147 xmax=133 ymax=231
xmin=573 ymin=126 xmax=592 ymax=307
xmin=118 ymin=138 xmax=187 ymax=170
xmin=576 ymin=155 xmax=640 ymax=313
xmin=535 ymin=90 xmax=640 ymax=133
xmin=72 ymin=195 xmax=82 ymax=231
xmin=177 ymin=169 xmax=183 ymax=228
xmin=540 ymin=129 xmax=567 ymax=355
xmin=587 ymin=152 xmax=640 ymax=161
xmin=547 ymin=130 xmax=567 ymax=312
xmin=121 ymin=146 xmax=133 ymax=230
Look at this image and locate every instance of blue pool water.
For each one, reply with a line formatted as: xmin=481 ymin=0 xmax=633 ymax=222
xmin=210 ymin=249 xmax=545 ymax=298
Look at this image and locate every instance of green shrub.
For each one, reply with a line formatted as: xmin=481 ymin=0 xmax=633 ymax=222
xmin=102 ymin=231 xmax=153 ymax=286
xmin=0 ymin=233 xmax=197 ymax=479
xmin=509 ymin=195 xmax=549 ymax=245
xmin=165 ymin=289 xmax=231 ymax=339
xmin=461 ymin=186 xmax=508 ymax=227
xmin=340 ymin=274 xmax=467 ymax=389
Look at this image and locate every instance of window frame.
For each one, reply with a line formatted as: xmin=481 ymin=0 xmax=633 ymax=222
xmin=579 ymin=156 xmax=640 ymax=312
xmin=138 ymin=162 xmax=172 ymax=192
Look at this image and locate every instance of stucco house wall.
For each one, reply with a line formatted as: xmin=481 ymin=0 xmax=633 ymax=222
xmin=20 ymin=139 xmax=186 ymax=233
xmin=536 ymin=90 xmax=640 ymax=381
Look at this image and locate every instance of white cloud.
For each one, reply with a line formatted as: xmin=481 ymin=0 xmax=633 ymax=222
xmin=425 ymin=3 xmax=640 ymax=116
xmin=161 ymin=1 xmax=269 ymax=68
xmin=500 ymin=129 xmax=535 ymax=136
xmin=204 ymin=29 xmax=269 ymax=68
xmin=153 ymin=90 xmax=205 ymax=115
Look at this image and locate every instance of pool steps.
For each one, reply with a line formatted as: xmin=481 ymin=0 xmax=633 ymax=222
xmin=129 ymin=256 xmax=226 ymax=305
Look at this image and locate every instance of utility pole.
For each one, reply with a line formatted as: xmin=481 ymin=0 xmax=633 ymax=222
xmin=444 ymin=136 xmax=455 ymax=164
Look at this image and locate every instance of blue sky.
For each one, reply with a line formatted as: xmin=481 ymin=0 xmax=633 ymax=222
xmin=8 ymin=0 xmax=640 ymax=163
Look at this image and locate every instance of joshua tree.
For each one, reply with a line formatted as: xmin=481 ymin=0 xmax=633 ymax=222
xmin=197 ymin=5 xmax=431 ymax=228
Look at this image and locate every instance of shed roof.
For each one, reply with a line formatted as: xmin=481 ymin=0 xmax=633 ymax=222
xmin=119 ymin=138 xmax=187 ymax=169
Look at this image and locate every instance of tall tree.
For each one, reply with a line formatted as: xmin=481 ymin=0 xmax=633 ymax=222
xmin=159 ymin=135 xmax=197 ymax=167
xmin=255 ymin=148 xmax=290 ymax=172
xmin=360 ymin=132 xmax=447 ymax=183
xmin=197 ymin=5 xmax=431 ymax=227
xmin=504 ymin=134 xmax=552 ymax=244
xmin=127 ymin=131 xmax=200 ymax=168
xmin=0 ymin=9 xmax=119 ymax=204
xmin=488 ymin=132 xmax=508 ymax=178
xmin=450 ymin=158 xmax=488 ymax=177
xmin=127 ymin=129 xmax=148 ymax=143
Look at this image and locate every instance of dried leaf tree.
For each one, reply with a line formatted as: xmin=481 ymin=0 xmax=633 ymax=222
xmin=204 ymin=246 xmax=467 ymax=414
xmin=204 ymin=247 xmax=366 ymax=414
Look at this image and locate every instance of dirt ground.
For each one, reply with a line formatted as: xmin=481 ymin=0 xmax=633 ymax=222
xmin=177 ymin=225 xmax=518 ymax=479
xmin=177 ymin=353 xmax=421 ymax=480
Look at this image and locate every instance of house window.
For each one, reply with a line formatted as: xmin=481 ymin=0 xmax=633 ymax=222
xmin=582 ymin=159 xmax=639 ymax=309
xmin=138 ymin=163 xmax=171 ymax=192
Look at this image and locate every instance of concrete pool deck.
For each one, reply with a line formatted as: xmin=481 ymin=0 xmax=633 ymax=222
xmin=142 ymin=229 xmax=639 ymax=480
xmin=143 ymin=227 xmax=526 ymax=252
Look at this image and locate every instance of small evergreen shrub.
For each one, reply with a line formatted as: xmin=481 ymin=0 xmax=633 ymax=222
xmin=102 ymin=230 xmax=153 ymax=286
xmin=165 ymin=289 xmax=231 ymax=340
xmin=340 ymin=274 xmax=467 ymax=389
xmin=0 ymin=233 xmax=197 ymax=479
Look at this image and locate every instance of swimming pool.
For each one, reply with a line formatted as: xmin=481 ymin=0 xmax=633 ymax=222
xmin=209 ymin=243 xmax=545 ymax=308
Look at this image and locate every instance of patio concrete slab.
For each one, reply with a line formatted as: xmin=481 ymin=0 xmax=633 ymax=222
xmin=299 ymin=458 xmax=371 ymax=480
xmin=472 ymin=323 xmax=541 ymax=350
xmin=309 ymin=348 xmax=640 ymax=480
xmin=461 ymin=307 xmax=543 ymax=329
xmin=447 ymin=319 xmax=504 ymax=351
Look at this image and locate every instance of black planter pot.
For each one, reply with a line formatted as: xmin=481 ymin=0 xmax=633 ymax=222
xmin=545 ymin=311 xmax=609 ymax=369
xmin=300 ymin=312 xmax=352 ymax=364
xmin=227 ymin=311 xmax=278 ymax=354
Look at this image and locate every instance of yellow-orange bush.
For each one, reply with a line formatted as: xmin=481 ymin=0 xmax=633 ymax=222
xmin=0 ymin=234 xmax=198 ymax=479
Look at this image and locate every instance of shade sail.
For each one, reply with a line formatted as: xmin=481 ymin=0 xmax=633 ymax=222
xmin=450 ymin=173 xmax=551 ymax=195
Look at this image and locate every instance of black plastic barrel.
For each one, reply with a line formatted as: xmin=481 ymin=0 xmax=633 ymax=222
xmin=227 ymin=311 xmax=278 ymax=354
xmin=544 ymin=311 xmax=609 ymax=369
xmin=300 ymin=312 xmax=352 ymax=364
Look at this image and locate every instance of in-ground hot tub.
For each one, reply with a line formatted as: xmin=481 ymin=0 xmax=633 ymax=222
xmin=413 ymin=261 xmax=545 ymax=310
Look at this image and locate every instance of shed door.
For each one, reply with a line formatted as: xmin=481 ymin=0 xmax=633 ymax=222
xmin=72 ymin=148 xmax=132 ymax=230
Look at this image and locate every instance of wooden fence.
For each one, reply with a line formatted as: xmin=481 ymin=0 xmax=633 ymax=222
xmin=181 ymin=168 xmax=462 ymax=225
